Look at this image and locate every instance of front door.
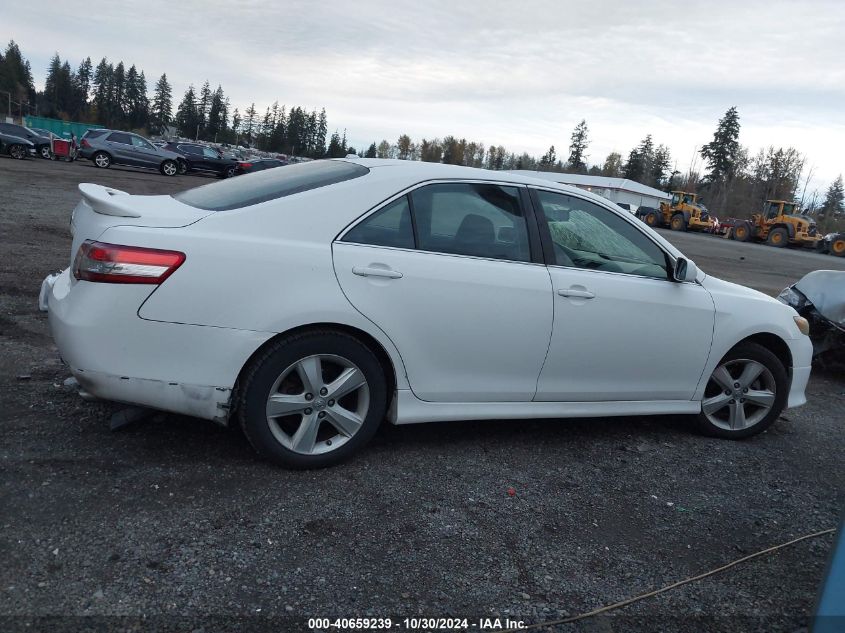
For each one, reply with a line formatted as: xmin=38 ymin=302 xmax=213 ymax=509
xmin=333 ymin=182 xmax=553 ymax=402
xmin=532 ymin=189 xmax=715 ymax=401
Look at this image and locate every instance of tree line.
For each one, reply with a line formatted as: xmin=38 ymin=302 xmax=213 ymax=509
xmin=2 ymin=40 xmax=842 ymax=222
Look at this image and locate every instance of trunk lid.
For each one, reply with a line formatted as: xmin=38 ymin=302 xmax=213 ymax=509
xmin=70 ymin=184 xmax=211 ymax=268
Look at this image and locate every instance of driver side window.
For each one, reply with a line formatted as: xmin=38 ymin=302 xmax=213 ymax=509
xmin=535 ymin=190 xmax=669 ymax=280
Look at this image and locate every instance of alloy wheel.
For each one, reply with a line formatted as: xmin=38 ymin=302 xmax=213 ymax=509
xmin=9 ymin=145 xmax=25 ymax=159
xmin=94 ymin=153 xmax=110 ymax=168
xmin=162 ymin=161 xmax=177 ymax=176
xmin=40 ymin=146 xmax=51 ymax=159
xmin=265 ymin=354 xmax=370 ymax=455
xmin=702 ymin=359 xmax=776 ymax=431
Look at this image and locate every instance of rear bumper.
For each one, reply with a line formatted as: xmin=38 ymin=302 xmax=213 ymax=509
xmin=42 ymin=269 xmax=273 ymax=422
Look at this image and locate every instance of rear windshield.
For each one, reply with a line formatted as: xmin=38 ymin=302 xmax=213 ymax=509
xmin=172 ymin=160 xmax=370 ymax=211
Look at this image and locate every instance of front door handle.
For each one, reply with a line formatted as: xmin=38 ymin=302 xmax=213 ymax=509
xmin=352 ymin=266 xmax=403 ymax=279
xmin=557 ymin=288 xmax=595 ymax=299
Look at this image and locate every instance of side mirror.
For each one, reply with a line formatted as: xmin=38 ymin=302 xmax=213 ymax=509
xmin=673 ymin=257 xmax=698 ymax=282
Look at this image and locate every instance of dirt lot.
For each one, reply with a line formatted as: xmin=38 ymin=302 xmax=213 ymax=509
xmin=1 ymin=157 xmax=843 ymax=632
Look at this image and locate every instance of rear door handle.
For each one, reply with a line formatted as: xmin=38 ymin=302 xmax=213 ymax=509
xmin=352 ymin=266 xmax=403 ymax=279
xmin=557 ymin=288 xmax=595 ymax=299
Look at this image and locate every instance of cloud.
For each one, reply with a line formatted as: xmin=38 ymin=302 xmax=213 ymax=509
xmin=4 ymin=0 xmax=843 ymax=188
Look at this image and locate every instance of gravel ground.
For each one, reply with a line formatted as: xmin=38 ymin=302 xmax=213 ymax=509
xmin=1 ymin=157 xmax=843 ymax=632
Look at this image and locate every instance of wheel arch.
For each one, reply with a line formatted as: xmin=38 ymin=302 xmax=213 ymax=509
xmin=734 ymin=332 xmax=792 ymax=370
xmin=694 ymin=330 xmax=794 ymax=402
xmin=231 ymin=322 xmax=400 ymax=418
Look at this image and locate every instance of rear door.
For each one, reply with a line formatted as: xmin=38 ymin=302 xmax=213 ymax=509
xmin=333 ymin=181 xmax=553 ymax=402
xmin=129 ymin=134 xmax=159 ymax=167
xmin=105 ymin=132 xmax=134 ymax=165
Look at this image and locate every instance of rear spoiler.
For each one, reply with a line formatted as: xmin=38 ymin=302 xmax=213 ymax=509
xmin=78 ymin=183 xmax=141 ymax=218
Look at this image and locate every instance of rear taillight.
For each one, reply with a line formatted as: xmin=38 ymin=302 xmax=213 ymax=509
xmin=239 ymin=162 xmax=252 ymax=168
xmin=73 ymin=241 xmax=185 ymax=284
xmin=81 ymin=138 xmax=91 ymax=148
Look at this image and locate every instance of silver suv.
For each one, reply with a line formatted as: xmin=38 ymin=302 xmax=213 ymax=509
xmin=79 ymin=129 xmax=182 ymax=176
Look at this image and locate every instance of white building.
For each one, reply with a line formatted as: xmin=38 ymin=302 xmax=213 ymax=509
xmin=507 ymin=171 xmax=670 ymax=211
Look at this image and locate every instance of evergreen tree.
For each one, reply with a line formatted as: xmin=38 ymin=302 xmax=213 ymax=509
xmin=197 ymin=80 xmax=211 ymax=134
xmin=0 ymin=40 xmax=37 ymax=110
xmin=175 ymin=84 xmax=199 ymax=138
xmin=315 ymin=108 xmax=328 ymax=157
xmin=327 ymin=130 xmax=345 ymax=158
xmin=364 ymin=142 xmax=377 ymax=158
xmin=539 ymin=145 xmax=556 ymax=170
xmin=242 ymin=102 xmax=257 ymax=144
xmin=111 ymin=61 xmax=126 ymax=123
xmin=821 ymin=175 xmax=844 ymax=217
xmin=567 ymin=119 xmax=589 ymax=173
xmin=150 ymin=73 xmax=172 ymax=135
xmin=73 ymin=57 xmax=92 ymax=118
xmin=701 ymin=106 xmax=741 ymax=184
xmin=91 ymin=57 xmax=112 ymax=123
xmin=206 ymin=85 xmax=225 ymax=140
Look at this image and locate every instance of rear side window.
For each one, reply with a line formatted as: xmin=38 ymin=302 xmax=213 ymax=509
xmin=343 ymin=196 xmax=414 ymax=249
xmin=84 ymin=129 xmax=108 ymax=139
xmin=173 ymin=160 xmax=369 ymax=211
xmin=107 ymin=132 xmax=131 ymax=145
xmin=411 ymin=183 xmax=531 ymax=262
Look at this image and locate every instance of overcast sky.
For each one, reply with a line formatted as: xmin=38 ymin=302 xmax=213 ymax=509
xmin=4 ymin=0 xmax=844 ymax=194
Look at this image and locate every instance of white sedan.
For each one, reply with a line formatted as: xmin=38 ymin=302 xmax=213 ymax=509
xmin=41 ymin=159 xmax=813 ymax=468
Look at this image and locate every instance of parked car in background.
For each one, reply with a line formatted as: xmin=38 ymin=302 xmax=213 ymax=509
xmin=39 ymin=159 xmax=812 ymax=468
xmin=236 ymin=157 xmax=288 ymax=174
xmin=79 ymin=129 xmax=182 ymax=176
xmin=163 ymin=142 xmax=239 ymax=178
xmin=0 ymin=122 xmax=52 ymax=159
xmin=29 ymin=127 xmax=59 ymax=140
xmin=0 ymin=131 xmax=37 ymax=159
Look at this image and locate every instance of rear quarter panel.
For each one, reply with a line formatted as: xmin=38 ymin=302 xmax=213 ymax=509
xmin=127 ymin=171 xmax=418 ymax=389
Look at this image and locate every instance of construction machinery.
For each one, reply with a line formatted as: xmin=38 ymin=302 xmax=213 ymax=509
xmin=636 ymin=191 xmax=715 ymax=232
xmin=817 ymin=232 xmax=845 ymax=257
xmin=726 ymin=200 xmax=821 ymax=248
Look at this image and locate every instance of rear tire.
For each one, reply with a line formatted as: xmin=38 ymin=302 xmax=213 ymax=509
xmin=160 ymin=159 xmax=178 ymax=176
xmin=40 ymin=146 xmax=52 ymax=159
xmin=695 ymin=342 xmax=788 ymax=439
xmin=767 ymin=227 xmax=788 ymax=247
xmin=238 ymin=330 xmax=388 ymax=468
xmin=8 ymin=144 xmax=27 ymax=160
xmin=831 ymin=237 xmax=845 ymax=257
xmin=93 ymin=151 xmax=111 ymax=168
xmin=670 ymin=214 xmax=687 ymax=231
xmin=177 ymin=159 xmax=189 ymax=175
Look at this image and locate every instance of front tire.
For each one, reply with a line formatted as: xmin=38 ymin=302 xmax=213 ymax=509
xmin=93 ymin=151 xmax=111 ymax=168
xmin=767 ymin=227 xmax=788 ymax=247
xmin=644 ymin=211 xmax=659 ymax=227
xmin=830 ymin=237 xmax=845 ymax=257
xmin=238 ymin=330 xmax=388 ymax=468
xmin=160 ymin=159 xmax=178 ymax=176
xmin=670 ymin=214 xmax=687 ymax=231
xmin=695 ymin=342 xmax=788 ymax=439
xmin=40 ymin=145 xmax=52 ymax=159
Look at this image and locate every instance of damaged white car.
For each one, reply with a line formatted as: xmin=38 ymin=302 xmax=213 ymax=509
xmin=41 ymin=159 xmax=813 ymax=467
